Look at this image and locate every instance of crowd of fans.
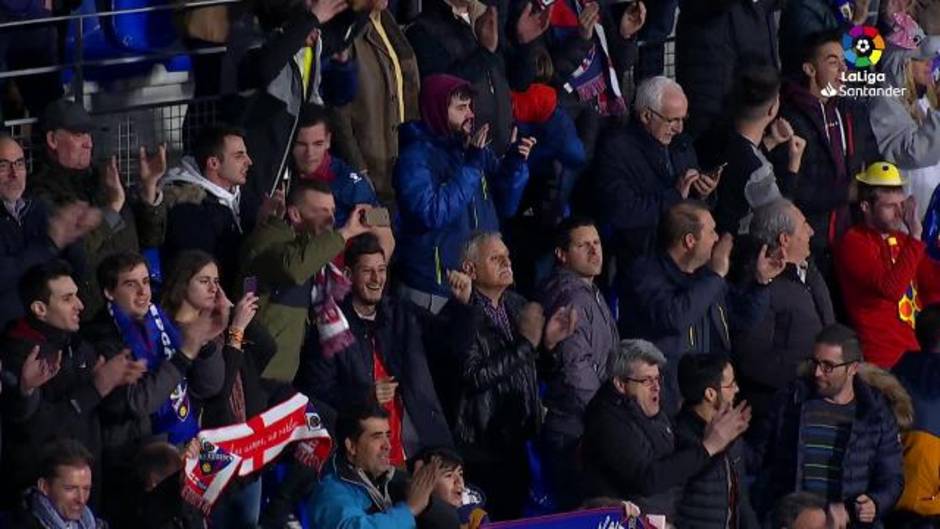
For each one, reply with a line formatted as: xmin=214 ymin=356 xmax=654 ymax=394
xmin=1 ymin=0 xmax=940 ymax=527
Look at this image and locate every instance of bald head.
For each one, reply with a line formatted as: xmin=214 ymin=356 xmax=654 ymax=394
xmin=0 ymin=135 xmax=27 ymax=203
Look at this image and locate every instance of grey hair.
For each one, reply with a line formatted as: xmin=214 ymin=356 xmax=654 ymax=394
xmin=460 ymin=231 xmax=502 ymax=265
xmin=634 ymin=76 xmax=684 ymax=114
xmin=611 ymin=339 xmax=667 ymax=379
xmin=749 ymin=198 xmax=797 ymax=251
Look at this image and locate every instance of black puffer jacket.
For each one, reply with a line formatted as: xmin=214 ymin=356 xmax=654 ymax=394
xmin=445 ymin=291 xmax=541 ymax=449
xmin=581 ymin=382 xmax=712 ymax=519
xmin=751 ymin=377 xmax=904 ymax=527
xmin=673 ymin=408 xmax=760 ymax=529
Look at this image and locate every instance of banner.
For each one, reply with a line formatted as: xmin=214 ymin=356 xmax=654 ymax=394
xmin=182 ymin=393 xmax=332 ymax=514
xmin=481 ymin=508 xmax=645 ymax=529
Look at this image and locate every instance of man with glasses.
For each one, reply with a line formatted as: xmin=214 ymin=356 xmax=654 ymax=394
xmin=595 ymin=76 xmax=714 ymax=270
xmin=752 ymin=324 xmax=903 ymax=529
xmin=0 ymin=133 xmax=97 ymax=329
xmin=674 ymin=353 xmax=759 ymax=529
xmin=582 ymin=339 xmax=749 ymax=523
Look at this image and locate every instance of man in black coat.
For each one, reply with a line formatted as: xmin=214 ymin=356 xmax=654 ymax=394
xmin=775 ymin=30 xmax=879 ymax=281
xmin=674 ymin=353 xmax=759 ymax=529
xmin=618 ymin=200 xmax=782 ymax=414
xmin=593 ymin=76 xmax=714 ymax=271
xmin=0 ymin=134 xmax=93 ymax=330
xmin=297 ymin=232 xmax=454 ymax=456
xmin=581 ymin=339 xmax=749 ymax=523
xmin=731 ymin=199 xmax=835 ymax=422
xmin=0 ymin=261 xmax=144 ymax=508
xmin=439 ymin=231 xmax=575 ymax=520
xmin=751 ymin=324 xmax=904 ymax=529
xmin=405 ymin=0 xmax=546 ymax=154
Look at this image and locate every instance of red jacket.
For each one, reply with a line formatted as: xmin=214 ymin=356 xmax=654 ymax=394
xmin=835 ymin=225 xmax=925 ymax=368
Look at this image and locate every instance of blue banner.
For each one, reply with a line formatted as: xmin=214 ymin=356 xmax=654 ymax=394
xmin=482 ymin=508 xmax=640 ymax=529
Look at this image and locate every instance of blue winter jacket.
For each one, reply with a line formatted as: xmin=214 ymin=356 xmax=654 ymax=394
xmin=316 ymin=155 xmax=379 ymax=227
xmin=393 ymin=121 xmax=529 ymax=296
xmin=308 ymin=456 xmax=416 ymax=529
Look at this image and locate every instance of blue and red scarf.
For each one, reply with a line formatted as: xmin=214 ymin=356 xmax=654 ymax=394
xmin=550 ymin=0 xmax=625 ymax=116
xmin=109 ymin=302 xmax=198 ymax=444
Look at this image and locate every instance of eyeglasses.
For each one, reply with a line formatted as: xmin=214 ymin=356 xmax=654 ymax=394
xmin=0 ymin=158 xmax=26 ymax=173
xmin=624 ymin=374 xmax=663 ymax=388
xmin=648 ymin=108 xmax=688 ymax=128
xmin=808 ymin=358 xmax=856 ymax=375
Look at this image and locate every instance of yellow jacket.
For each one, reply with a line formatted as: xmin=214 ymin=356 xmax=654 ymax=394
xmin=897 ymin=430 xmax=940 ymax=516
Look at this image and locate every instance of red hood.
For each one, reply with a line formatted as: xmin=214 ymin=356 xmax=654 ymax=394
xmin=511 ymin=83 xmax=558 ymax=124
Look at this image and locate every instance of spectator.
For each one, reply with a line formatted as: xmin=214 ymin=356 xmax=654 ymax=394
xmin=289 ymin=104 xmax=379 ymax=226
xmin=674 ymin=0 xmax=780 ymax=140
xmin=441 ymin=231 xmax=575 ymax=519
xmin=308 ymin=401 xmax=443 ymax=529
xmin=772 ymin=493 xmax=829 ymax=529
xmin=0 ymin=261 xmax=141 ymax=507
xmin=410 ymin=447 xmax=489 ymax=529
xmin=234 ymin=0 xmax=361 ymax=229
xmin=732 ymin=199 xmax=836 ymax=421
xmin=328 ymin=0 xmax=421 ymax=205
xmin=870 ymin=35 xmax=940 ymax=206
xmin=541 ymin=0 xmax=645 ymax=157
xmin=8 ymin=438 xmax=107 ymax=529
xmin=581 ymin=339 xmax=750 ymax=522
xmin=619 ymin=200 xmax=783 ymax=413
xmin=713 ymin=65 xmax=805 ymax=235
xmin=81 ymin=252 xmax=226 ymax=526
xmin=891 ymin=304 xmax=940 ymax=524
xmin=776 ymin=30 xmax=879 ymax=281
xmin=593 ymin=77 xmax=710 ymax=271
xmin=835 ymin=162 xmax=924 ymax=368
xmin=132 ymin=442 xmax=205 ymax=529
xmin=752 ymin=324 xmax=904 ymax=529
xmin=393 ymin=75 xmax=532 ymax=312
xmin=504 ymin=52 xmax=587 ymax=294
xmin=239 ymin=180 xmax=372 ymax=383
xmin=29 ymin=99 xmax=167 ymax=320
xmin=0 ymin=133 xmax=95 ymax=329
xmin=162 ymin=125 xmax=253 ymax=288
xmin=674 ymin=354 xmax=759 ymax=529
xmin=297 ymin=233 xmax=453 ymax=458
xmin=537 ymin=217 xmax=617 ymax=509
xmin=161 ymin=250 xmax=275 ymax=529
xmin=405 ymin=0 xmax=548 ymax=154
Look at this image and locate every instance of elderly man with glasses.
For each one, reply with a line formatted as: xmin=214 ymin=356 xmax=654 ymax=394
xmin=0 ymin=133 xmax=97 ymax=329
xmin=751 ymin=324 xmax=904 ymax=529
xmin=594 ymin=76 xmax=715 ymax=271
xmin=581 ymin=339 xmax=750 ymax=525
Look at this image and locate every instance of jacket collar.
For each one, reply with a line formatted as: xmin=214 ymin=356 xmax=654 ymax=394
xmin=791 ymin=376 xmax=883 ymax=419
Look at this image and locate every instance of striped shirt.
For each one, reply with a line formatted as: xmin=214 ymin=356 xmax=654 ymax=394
xmin=800 ymin=398 xmax=856 ymax=501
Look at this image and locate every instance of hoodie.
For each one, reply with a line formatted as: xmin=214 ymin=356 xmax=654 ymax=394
xmin=869 ymin=43 xmax=940 ymax=170
xmin=161 ymin=156 xmax=244 ymax=285
xmin=393 ymin=75 xmax=529 ymax=297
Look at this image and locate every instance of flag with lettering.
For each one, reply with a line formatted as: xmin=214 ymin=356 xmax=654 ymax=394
xmin=482 ymin=508 xmax=643 ymax=529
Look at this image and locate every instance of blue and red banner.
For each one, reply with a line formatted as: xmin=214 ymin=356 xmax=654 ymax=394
xmin=482 ymin=508 xmax=643 ymax=529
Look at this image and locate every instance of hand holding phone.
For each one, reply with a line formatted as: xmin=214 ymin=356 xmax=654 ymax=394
xmin=362 ymin=207 xmax=391 ymax=227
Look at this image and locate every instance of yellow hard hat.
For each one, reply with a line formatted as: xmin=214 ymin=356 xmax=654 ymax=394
xmin=855 ymin=161 xmax=905 ymax=186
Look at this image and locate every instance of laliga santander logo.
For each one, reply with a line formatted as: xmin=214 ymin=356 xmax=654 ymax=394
xmin=843 ymin=25 xmax=885 ymax=69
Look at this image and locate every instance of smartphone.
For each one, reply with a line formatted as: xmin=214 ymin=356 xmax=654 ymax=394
xmin=363 ymin=207 xmax=391 ymax=227
xmin=243 ymin=276 xmax=258 ymax=296
xmin=706 ymin=162 xmax=728 ymax=179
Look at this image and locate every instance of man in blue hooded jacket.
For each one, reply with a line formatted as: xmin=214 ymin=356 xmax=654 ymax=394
xmin=393 ymin=73 xmax=534 ymax=314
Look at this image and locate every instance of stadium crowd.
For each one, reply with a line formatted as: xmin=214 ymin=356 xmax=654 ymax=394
xmin=1 ymin=0 xmax=940 ymax=527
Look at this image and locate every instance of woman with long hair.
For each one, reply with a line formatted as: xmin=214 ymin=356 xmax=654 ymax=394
xmin=162 ymin=250 xmax=276 ymax=529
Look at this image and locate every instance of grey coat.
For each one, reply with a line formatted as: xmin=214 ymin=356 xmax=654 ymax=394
xmin=538 ymin=268 xmax=619 ymax=440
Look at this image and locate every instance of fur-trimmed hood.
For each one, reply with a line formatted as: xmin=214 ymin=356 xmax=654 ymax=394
xmin=162 ymin=156 xmax=242 ymax=232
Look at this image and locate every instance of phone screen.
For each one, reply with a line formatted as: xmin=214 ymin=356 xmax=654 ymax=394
xmin=243 ymin=276 xmax=258 ymax=295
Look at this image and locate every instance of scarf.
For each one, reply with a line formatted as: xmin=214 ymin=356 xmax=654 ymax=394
xmin=300 ymin=151 xmax=336 ymax=184
xmin=28 ymin=488 xmax=98 ymax=529
xmin=549 ymin=0 xmax=625 ymax=116
xmin=311 ymin=262 xmax=355 ymax=358
xmin=109 ymin=302 xmax=198 ymax=444
xmin=182 ymin=393 xmax=332 ymax=514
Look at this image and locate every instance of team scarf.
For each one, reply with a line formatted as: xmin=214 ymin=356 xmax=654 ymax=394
xmin=27 ymin=488 xmax=101 ymax=529
xmin=109 ymin=302 xmax=198 ymax=444
xmin=549 ymin=0 xmax=625 ymax=117
xmin=181 ymin=393 xmax=333 ymax=514
xmin=312 ymin=262 xmax=355 ymax=358
xmin=480 ymin=507 xmax=639 ymax=529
